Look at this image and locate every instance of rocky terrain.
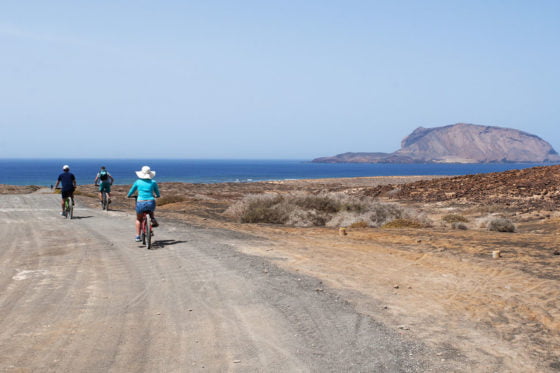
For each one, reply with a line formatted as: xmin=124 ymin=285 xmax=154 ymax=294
xmin=365 ymin=164 xmax=560 ymax=212
xmin=313 ymin=123 xmax=560 ymax=163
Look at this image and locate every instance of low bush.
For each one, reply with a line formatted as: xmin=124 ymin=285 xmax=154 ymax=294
xmin=349 ymin=221 xmax=369 ymax=229
xmin=225 ymin=192 xmax=419 ymax=227
xmin=451 ymin=222 xmax=468 ymax=230
xmin=381 ymin=218 xmax=428 ymax=229
xmin=487 ymin=218 xmax=516 ymax=233
xmin=442 ymin=214 xmax=469 ymax=223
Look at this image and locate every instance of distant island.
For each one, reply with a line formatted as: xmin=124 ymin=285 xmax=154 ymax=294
xmin=312 ymin=123 xmax=560 ymax=164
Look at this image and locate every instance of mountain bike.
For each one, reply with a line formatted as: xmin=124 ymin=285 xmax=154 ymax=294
xmin=56 ymin=187 xmax=74 ymax=219
xmin=129 ymin=196 xmax=154 ymax=249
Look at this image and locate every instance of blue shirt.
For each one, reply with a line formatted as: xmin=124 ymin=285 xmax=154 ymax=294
xmin=57 ymin=172 xmax=76 ymax=192
xmin=127 ymin=179 xmax=160 ymax=200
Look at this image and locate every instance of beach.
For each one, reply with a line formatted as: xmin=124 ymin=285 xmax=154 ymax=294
xmin=2 ymin=168 xmax=560 ymax=371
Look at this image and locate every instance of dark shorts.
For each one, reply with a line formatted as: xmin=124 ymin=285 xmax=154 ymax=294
xmin=99 ymin=181 xmax=111 ymax=193
xmin=61 ymin=189 xmax=74 ymax=199
xmin=136 ymin=200 xmax=156 ymax=214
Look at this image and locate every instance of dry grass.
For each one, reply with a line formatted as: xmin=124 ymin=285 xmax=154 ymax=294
xmin=381 ymin=218 xmax=429 ymax=229
xmin=442 ymin=214 xmax=469 ymax=223
xmin=158 ymin=195 xmax=187 ymax=206
xmin=348 ymin=221 xmax=369 ymax=229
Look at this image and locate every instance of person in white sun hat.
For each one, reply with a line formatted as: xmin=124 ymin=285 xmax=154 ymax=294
xmin=126 ymin=166 xmax=161 ymax=242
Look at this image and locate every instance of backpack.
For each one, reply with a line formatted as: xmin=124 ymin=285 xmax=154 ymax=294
xmin=99 ymin=170 xmax=108 ymax=181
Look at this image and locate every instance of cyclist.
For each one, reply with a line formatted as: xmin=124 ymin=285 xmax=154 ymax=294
xmin=94 ymin=166 xmax=114 ymax=206
xmin=126 ymin=166 xmax=161 ymax=242
xmin=54 ymin=165 xmax=77 ymax=216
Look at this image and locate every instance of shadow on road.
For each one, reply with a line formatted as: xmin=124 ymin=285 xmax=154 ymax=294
xmin=70 ymin=216 xmax=94 ymax=220
xmin=152 ymin=240 xmax=187 ymax=249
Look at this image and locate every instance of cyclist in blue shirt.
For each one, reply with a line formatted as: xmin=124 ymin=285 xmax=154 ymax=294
xmin=127 ymin=166 xmax=161 ymax=242
xmin=54 ymin=165 xmax=77 ymax=216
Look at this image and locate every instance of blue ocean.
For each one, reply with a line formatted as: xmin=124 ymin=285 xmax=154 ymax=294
xmin=0 ymin=159 xmax=555 ymax=186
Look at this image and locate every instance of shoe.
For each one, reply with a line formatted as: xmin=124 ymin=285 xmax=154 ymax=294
xmin=151 ymin=219 xmax=159 ymax=227
xmin=108 ymin=199 xmax=112 ymax=204
xmin=60 ymin=211 xmax=66 ymax=217
xmin=135 ymin=236 xmax=141 ymax=242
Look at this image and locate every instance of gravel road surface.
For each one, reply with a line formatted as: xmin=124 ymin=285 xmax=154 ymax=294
xmin=0 ymin=191 xmax=440 ymax=372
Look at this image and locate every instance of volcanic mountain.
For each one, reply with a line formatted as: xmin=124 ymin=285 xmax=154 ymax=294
xmin=313 ymin=123 xmax=560 ymax=163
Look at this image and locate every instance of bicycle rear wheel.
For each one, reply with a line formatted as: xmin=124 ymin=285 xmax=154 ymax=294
xmin=145 ymin=215 xmax=152 ymax=249
xmin=102 ymin=192 xmax=108 ymax=211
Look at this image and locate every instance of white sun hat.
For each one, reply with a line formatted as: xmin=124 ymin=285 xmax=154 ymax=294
xmin=136 ymin=165 xmax=156 ymax=179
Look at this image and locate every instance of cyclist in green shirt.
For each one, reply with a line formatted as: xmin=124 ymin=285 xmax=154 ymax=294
xmin=94 ymin=166 xmax=114 ymax=206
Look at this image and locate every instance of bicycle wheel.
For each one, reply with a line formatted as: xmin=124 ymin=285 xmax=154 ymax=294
xmin=68 ymin=198 xmax=74 ymax=219
xmin=102 ymin=192 xmax=108 ymax=211
xmin=145 ymin=214 xmax=152 ymax=249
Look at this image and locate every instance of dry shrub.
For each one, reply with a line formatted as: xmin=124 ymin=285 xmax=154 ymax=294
xmin=382 ymin=218 xmax=428 ymax=229
xmin=442 ymin=214 xmax=469 ymax=223
xmin=158 ymin=195 xmax=186 ymax=206
xmin=225 ymin=192 xmax=417 ymax=227
xmin=487 ymin=218 xmax=516 ymax=233
xmin=451 ymin=222 xmax=468 ymax=230
xmin=349 ymin=221 xmax=369 ymax=229
xmin=224 ymin=194 xmax=286 ymax=224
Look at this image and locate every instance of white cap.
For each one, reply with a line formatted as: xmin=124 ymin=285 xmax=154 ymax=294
xmin=62 ymin=165 xmax=70 ymax=170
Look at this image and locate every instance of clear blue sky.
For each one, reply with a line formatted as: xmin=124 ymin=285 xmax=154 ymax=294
xmin=1 ymin=1 xmax=559 ymax=159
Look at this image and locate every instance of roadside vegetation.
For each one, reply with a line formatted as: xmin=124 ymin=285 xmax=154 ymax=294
xmin=225 ymin=192 xmax=426 ymax=228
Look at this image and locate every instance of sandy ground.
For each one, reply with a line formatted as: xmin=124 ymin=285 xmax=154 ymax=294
xmin=3 ymin=172 xmax=560 ymax=372
xmin=0 ymin=189 xmax=454 ymax=372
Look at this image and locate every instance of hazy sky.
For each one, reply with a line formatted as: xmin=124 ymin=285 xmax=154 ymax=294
xmin=1 ymin=1 xmax=559 ymax=159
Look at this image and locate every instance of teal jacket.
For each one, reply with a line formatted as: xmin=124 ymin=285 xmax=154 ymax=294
xmin=127 ymin=179 xmax=160 ymax=201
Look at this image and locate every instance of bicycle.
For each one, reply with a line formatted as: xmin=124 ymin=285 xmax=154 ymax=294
xmin=64 ymin=195 xmax=74 ymax=219
xmin=56 ymin=188 xmax=74 ymax=219
xmin=129 ymin=196 xmax=154 ymax=249
xmin=95 ymin=182 xmax=111 ymax=211
xmin=101 ymin=189 xmax=109 ymax=211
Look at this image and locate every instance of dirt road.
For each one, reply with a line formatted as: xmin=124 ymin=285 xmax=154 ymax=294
xmin=0 ymin=191 xmax=451 ymax=372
